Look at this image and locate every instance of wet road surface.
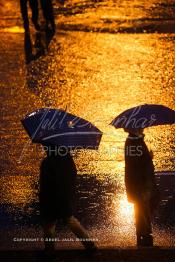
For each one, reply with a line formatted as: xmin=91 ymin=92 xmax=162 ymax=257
xmin=0 ymin=0 xmax=175 ymax=249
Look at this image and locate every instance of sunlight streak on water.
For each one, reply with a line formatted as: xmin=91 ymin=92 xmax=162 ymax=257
xmin=0 ymin=26 xmax=24 ymax=33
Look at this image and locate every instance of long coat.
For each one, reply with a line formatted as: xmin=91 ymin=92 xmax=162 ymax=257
xmin=39 ymin=153 xmax=77 ymax=222
xmin=124 ymin=134 xmax=159 ymax=206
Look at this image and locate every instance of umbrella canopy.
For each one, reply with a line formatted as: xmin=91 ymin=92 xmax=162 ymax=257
xmin=21 ymin=108 xmax=102 ymax=149
xmin=110 ymin=104 xmax=175 ymax=129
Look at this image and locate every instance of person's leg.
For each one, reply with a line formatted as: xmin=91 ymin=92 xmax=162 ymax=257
xmin=43 ymin=220 xmax=56 ymax=252
xmin=141 ymin=200 xmax=153 ymax=246
xmin=24 ymin=31 xmax=33 ymax=63
xmin=134 ymin=201 xmax=153 ymax=247
xmin=66 ymin=216 xmax=97 ymax=251
xmin=40 ymin=0 xmax=55 ymax=31
xmin=47 ymin=0 xmax=55 ymax=32
xmin=134 ymin=202 xmax=143 ymax=246
xmin=29 ymin=0 xmax=40 ymax=30
xmin=20 ymin=0 xmax=30 ymax=32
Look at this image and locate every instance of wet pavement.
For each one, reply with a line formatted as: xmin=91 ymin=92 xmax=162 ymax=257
xmin=1 ymin=249 xmax=175 ymax=262
xmin=0 ymin=0 xmax=175 ymax=249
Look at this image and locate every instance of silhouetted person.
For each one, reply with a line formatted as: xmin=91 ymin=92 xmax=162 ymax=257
xmin=20 ymin=0 xmax=40 ymax=32
xmin=124 ymin=128 xmax=160 ymax=247
xmin=39 ymin=145 xmax=97 ymax=257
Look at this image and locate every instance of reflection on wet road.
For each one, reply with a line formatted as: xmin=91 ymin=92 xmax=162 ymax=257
xmin=0 ymin=0 xmax=175 ymax=248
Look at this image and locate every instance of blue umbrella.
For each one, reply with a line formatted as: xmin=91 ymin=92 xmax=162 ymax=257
xmin=21 ymin=108 xmax=102 ymax=149
xmin=110 ymin=104 xmax=175 ymax=129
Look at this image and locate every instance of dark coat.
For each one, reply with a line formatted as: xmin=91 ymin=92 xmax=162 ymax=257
xmin=39 ymin=153 xmax=77 ymax=221
xmin=124 ymin=134 xmax=158 ymax=204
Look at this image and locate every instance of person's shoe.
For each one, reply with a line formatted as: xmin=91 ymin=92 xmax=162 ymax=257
xmin=138 ymin=235 xmax=153 ymax=247
xmin=137 ymin=235 xmax=142 ymax=247
xmin=143 ymin=235 xmax=153 ymax=247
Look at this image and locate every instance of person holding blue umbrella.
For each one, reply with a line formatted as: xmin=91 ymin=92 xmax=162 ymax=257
xmin=21 ymin=108 xmax=102 ymax=257
xmin=124 ymin=127 xmax=159 ymax=246
xmin=111 ymin=104 xmax=175 ymax=246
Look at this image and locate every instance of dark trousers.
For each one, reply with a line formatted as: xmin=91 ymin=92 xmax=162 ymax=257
xmin=134 ymin=200 xmax=152 ymax=238
xmin=20 ymin=0 xmax=39 ymax=31
xmin=40 ymin=0 xmax=55 ymax=30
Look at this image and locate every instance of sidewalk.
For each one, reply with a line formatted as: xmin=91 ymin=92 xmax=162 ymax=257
xmin=0 ymin=248 xmax=175 ymax=262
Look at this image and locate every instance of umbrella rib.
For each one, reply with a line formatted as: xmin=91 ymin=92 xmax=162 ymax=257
xmin=31 ymin=109 xmax=50 ymax=140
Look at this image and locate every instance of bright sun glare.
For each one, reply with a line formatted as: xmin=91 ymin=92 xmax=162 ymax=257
xmin=118 ymin=196 xmax=134 ymax=222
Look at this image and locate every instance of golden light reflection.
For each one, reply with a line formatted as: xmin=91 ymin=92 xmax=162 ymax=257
xmin=0 ymin=175 xmax=35 ymax=205
xmin=118 ymin=196 xmax=134 ymax=223
xmin=112 ymin=194 xmax=134 ymax=228
xmin=0 ymin=26 xmax=24 ymax=33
